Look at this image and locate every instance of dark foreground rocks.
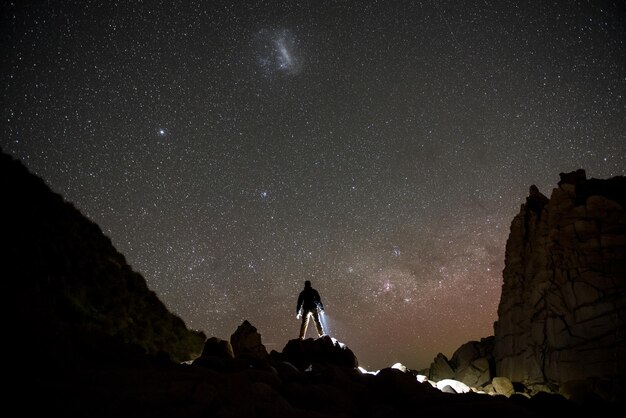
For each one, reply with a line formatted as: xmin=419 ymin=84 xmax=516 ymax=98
xmin=13 ymin=334 xmax=618 ymax=418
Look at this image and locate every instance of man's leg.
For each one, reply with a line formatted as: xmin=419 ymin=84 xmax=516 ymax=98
xmin=299 ymin=311 xmax=310 ymax=339
xmin=311 ymin=310 xmax=324 ymax=337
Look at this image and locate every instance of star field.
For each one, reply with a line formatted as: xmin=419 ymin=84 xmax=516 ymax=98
xmin=1 ymin=1 xmax=624 ymax=370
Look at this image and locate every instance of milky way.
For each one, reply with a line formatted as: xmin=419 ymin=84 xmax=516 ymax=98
xmin=1 ymin=1 xmax=624 ymax=370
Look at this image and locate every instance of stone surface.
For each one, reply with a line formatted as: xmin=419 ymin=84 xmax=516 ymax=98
xmin=230 ymin=320 xmax=269 ymax=359
xmin=280 ymin=335 xmax=358 ymax=370
xmin=428 ymin=352 xmax=454 ymax=381
xmin=200 ymin=336 xmax=235 ymax=359
xmin=492 ymin=376 xmax=515 ymax=397
xmin=493 ymin=170 xmax=626 ymax=391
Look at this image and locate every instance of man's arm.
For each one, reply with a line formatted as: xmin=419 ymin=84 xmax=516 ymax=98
xmin=315 ymin=290 xmax=324 ymax=310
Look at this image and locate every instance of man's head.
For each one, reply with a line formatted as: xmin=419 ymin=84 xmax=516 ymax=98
xmin=304 ymin=280 xmax=311 ymax=288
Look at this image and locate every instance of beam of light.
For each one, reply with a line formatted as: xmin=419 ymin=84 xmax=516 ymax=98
xmin=319 ymin=310 xmax=330 ymax=336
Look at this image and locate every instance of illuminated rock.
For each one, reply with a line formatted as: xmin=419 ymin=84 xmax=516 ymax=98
xmin=281 ymin=335 xmax=358 ymax=370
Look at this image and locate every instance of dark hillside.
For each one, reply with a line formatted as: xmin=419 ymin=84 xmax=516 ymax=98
xmin=1 ymin=149 xmax=205 ymax=368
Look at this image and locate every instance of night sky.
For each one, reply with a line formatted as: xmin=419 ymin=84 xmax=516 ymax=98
xmin=2 ymin=1 xmax=624 ymax=371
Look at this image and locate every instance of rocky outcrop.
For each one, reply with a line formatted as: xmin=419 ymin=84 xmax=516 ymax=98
xmin=21 ymin=319 xmax=616 ymax=417
xmin=201 ymin=336 xmax=235 ymax=359
xmin=428 ymin=337 xmax=495 ymax=388
xmin=231 ymin=320 xmax=269 ymax=359
xmin=493 ymin=169 xmax=626 ymax=394
xmin=280 ymin=335 xmax=359 ymax=370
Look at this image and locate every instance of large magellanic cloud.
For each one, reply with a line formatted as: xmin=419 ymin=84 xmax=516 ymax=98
xmin=254 ymin=28 xmax=302 ymax=76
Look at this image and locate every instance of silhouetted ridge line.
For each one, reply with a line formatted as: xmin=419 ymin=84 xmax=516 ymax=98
xmin=1 ymin=149 xmax=205 ymax=367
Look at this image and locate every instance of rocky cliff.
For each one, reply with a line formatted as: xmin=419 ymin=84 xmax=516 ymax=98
xmin=493 ymin=169 xmax=626 ymax=389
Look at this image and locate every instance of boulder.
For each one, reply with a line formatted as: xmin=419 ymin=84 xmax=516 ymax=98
xmin=281 ymin=335 xmax=358 ymax=370
xmin=230 ymin=320 xmax=268 ymax=360
xmin=428 ymin=353 xmax=454 ymax=381
xmin=201 ymin=336 xmax=235 ymax=359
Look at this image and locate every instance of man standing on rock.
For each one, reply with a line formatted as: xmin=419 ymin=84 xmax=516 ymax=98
xmin=296 ymin=280 xmax=325 ymax=339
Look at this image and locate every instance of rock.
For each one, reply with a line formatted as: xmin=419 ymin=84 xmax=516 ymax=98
xmin=200 ymin=337 xmax=235 ymax=359
xmin=428 ymin=353 xmax=454 ymax=381
xmin=450 ymin=341 xmax=481 ymax=371
xmin=281 ymin=335 xmax=358 ymax=370
xmin=454 ymin=357 xmax=491 ymax=388
xmin=391 ymin=362 xmax=407 ymax=372
xmin=493 ymin=170 xmax=626 ymax=399
xmin=230 ymin=320 xmax=268 ymax=360
xmin=436 ymin=379 xmax=471 ymax=393
xmin=449 ymin=338 xmax=494 ymax=388
xmin=440 ymin=384 xmax=457 ymax=393
xmin=492 ymin=376 xmax=515 ymax=397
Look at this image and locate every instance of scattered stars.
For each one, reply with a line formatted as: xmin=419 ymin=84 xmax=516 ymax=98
xmin=0 ymin=0 xmax=623 ymax=372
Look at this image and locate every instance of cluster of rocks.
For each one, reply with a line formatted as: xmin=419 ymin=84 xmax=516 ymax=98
xmin=423 ymin=336 xmax=620 ymax=403
xmin=178 ymin=320 xmax=612 ymax=417
xmin=11 ymin=322 xmax=619 ymax=417
xmin=423 ymin=170 xmax=626 ymax=403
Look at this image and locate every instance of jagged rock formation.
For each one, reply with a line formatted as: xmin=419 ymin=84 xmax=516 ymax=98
xmin=184 ymin=322 xmax=596 ymax=417
xmin=42 ymin=326 xmax=593 ymax=418
xmin=493 ymin=169 xmax=626 ymax=393
xmin=231 ymin=319 xmax=269 ymax=359
xmin=1 ymin=149 xmax=205 ymax=366
xmin=428 ymin=337 xmax=495 ymax=390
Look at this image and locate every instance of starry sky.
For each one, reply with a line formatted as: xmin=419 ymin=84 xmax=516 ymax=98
xmin=1 ymin=1 xmax=624 ymax=371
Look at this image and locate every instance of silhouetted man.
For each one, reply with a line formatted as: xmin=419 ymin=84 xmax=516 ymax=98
xmin=296 ymin=280 xmax=325 ymax=339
